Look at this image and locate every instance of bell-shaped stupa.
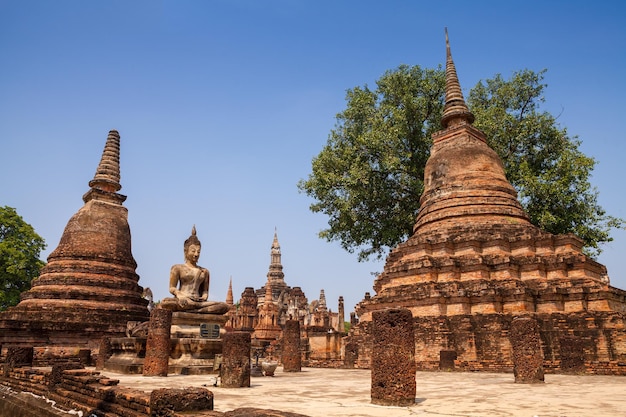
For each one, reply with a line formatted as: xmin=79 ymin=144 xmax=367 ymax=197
xmin=0 ymin=130 xmax=149 ymax=360
xmin=350 ymin=31 xmax=626 ymax=375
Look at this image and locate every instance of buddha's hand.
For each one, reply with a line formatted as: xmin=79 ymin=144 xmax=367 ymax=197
xmin=178 ymin=296 xmax=192 ymax=307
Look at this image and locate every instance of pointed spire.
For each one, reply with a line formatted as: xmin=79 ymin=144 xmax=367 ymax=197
xmin=226 ymin=276 xmax=234 ymax=306
xmin=441 ymin=28 xmax=475 ymax=129
xmin=264 ymin=275 xmax=274 ymax=305
xmin=270 ymin=228 xmax=281 ymax=265
xmin=272 ymin=228 xmax=280 ymax=250
xmin=89 ymin=130 xmax=122 ymax=192
xmin=318 ymin=289 xmax=327 ymax=311
xmin=83 ymin=130 xmax=126 ymax=204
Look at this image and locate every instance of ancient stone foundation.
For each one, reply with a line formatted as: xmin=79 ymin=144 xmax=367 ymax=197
xmin=371 ymin=309 xmax=416 ymax=406
xmin=221 ymin=332 xmax=251 ymax=388
xmin=283 ymin=320 xmax=302 ymax=372
xmin=143 ymin=308 xmax=172 ymax=377
xmin=510 ymin=316 xmax=544 ymax=383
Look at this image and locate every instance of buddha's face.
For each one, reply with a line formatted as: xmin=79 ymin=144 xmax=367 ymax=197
xmin=185 ymin=244 xmax=201 ymax=263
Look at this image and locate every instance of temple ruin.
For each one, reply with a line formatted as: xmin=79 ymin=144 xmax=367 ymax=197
xmin=347 ymin=32 xmax=626 ymax=374
xmin=226 ymin=232 xmax=346 ymax=366
xmin=0 ymin=130 xmax=149 ymax=363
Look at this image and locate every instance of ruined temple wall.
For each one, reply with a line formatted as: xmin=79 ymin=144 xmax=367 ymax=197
xmin=305 ymin=329 xmax=343 ymax=362
xmin=346 ymin=311 xmax=626 ymax=375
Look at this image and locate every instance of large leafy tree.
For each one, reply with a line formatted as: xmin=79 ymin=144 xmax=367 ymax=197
xmin=0 ymin=206 xmax=46 ymax=311
xmin=298 ymin=66 xmax=623 ymax=261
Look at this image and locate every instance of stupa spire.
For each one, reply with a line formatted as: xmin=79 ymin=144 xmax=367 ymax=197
xmin=226 ymin=276 xmax=234 ymax=306
xmin=269 ymin=228 xmax=282 ymax=272
xmin=264 ymin=275 xmax=274 ymax=305
xmin=412 ymin=30 xmax=531 ymax=234
xmin=83 ymin=130 xmax=126 ymax=204
xmin=441 ymin=28 xmax=475 ymax=129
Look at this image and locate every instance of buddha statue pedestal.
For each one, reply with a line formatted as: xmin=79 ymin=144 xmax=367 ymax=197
xmin=167 ymin=312 xmax=228 ymax=375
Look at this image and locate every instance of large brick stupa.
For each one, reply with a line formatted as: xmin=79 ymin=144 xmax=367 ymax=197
xmin=349 ymin=32 xmax=626 ymax=374
xmin=0 ymin=130 xmax=149 ymax=360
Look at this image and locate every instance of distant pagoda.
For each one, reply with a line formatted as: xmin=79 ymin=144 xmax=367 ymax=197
xmin=349 ymin=31 xmax=626 ymax=374
xmin=0 ymin=130 xmax=149 ymax=360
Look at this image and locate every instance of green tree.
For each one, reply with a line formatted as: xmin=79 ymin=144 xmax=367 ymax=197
xmin=0 ymin=206 xmax=46 ymax=311
xmin=298 ymin=66 xmax=623 ymax=261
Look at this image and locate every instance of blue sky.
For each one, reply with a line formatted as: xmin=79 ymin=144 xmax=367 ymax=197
xmin=1 ymin=1 xmax=625 ymax=314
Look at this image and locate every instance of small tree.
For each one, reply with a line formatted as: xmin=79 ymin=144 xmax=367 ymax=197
xmin=0 ymin=206 xmax=46 ymax=311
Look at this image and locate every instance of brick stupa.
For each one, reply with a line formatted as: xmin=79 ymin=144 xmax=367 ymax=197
xmin=350 ymin=32 xmax=626 ymax=374
xmin=0 ymin=130 xmax=149 ymax=361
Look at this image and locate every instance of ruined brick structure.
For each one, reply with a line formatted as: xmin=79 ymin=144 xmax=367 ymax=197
xmin=225 ymin=232 xmax=347 ymax=366
xmin=349 ymin=33 xmax=626 ymax=374
xmin=0 ymin=130 xmax=149 ymax=362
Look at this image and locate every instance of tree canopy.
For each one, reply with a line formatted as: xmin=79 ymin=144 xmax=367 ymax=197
xmin=298 ymin=66 xmax=624 ymax=261
xmin=0 ymin=206 xmax=46 ymax=311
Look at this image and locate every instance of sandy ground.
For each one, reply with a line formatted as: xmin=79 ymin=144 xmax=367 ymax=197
xmin=99 ymin=367 xmax=626 ymax=417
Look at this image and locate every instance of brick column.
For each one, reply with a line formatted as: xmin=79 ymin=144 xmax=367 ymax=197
xmin=371 ymin=308 xmax=416 ymax=406
xmin=143 ymin=308 xmax=172 ymax=377
xmin=510 ymin=316 xmax=544 ymax=383
xmin=96 ymin=337 xmax=112 ymax=370
xmin=282 ymin=319 xmax=301 ymax=372
xmin=221 ymin=332 xmax=251 ymax=388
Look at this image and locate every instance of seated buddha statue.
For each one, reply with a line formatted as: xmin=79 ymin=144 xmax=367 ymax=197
xmin=160 ymin=226 xmax=229 ymax=315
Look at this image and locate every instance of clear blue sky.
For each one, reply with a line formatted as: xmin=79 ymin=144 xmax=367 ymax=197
xmin=1 ymin=1 xmax=625 ymax=314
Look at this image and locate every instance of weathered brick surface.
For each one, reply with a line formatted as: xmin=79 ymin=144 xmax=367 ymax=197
xmin=371 ymin=308 xmax=416 ymax=406
xmin=439 ymin=350 xmax=457 ymax=371
xmin=150 ymin=387 xmax=213 ymax=416
xmin=221 ymin=332 xmax=251 ymax=388
xmin=559 ymin=335 xmax=586 ymax=373
xmin=143 ymin=308 xmax=172 ymax=377
xmin=3 ymin=347 xmax=33 ymax=376
xmin=282 ymin=320 xmax=301 ymax=372
xmin=510 ymin=316 xmax=544 ymax=383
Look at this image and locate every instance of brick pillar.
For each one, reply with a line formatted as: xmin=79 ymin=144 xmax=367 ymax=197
xmin=282 ymin=319 xmax=301 ymax=372
xmin=371 ymin=308 xmax=416 ymax=406
xmin=510 ymin=316 xmax=544 ymax=383
xmin=96 ymin=337 xmax=112 ymax=370
xmin=143 ymin=308 xmax=172 ymax=377
xmin=221 ymin=332 xmax=251 ymax=388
